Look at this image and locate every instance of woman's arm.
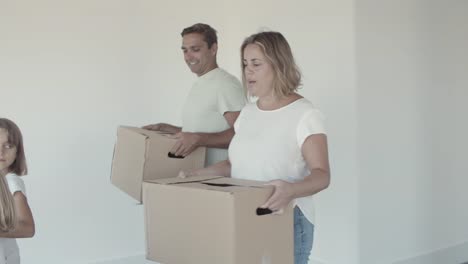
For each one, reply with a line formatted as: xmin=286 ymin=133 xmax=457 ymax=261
xmin=179 ymin=160 xmax=232 ymax=178
xmin=0 ymin=191 xmax=35 ymax=238
xmin=262 ymin=134 xmax=330 ymax=211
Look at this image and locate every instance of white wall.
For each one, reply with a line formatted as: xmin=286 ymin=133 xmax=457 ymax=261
xmin=356 ymin=1 xmax=468 ymax=263
xmin=3 ymin=0 xmax=466 ymax=264
xmin=1 ymin=1 xmax=152 ymax=263
xmin=1 ymin=0 xmax=357 ymax=263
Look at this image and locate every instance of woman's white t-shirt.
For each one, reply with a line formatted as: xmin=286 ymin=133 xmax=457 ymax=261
xmin=0 ymin=174 xmax=26 ymax=264
xmin=229 ymin=98 xmax=326 ymax=224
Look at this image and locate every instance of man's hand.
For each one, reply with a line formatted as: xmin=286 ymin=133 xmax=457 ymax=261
xmin=169 ymin=132 xmax=202 ymax=157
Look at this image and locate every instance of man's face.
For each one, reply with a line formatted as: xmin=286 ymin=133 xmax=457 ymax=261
xmin=181 ymin=33 xmax=217 ymax=76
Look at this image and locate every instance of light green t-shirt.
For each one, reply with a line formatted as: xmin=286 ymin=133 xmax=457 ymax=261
xmin=181 ymin=68 xmax=245 ymax=166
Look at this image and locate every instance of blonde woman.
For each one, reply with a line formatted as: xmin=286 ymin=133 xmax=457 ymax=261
xmin=0 ymin=118 xmax=35 ymax=264
xmin=181 ymin=31 xmax=330 ymax=264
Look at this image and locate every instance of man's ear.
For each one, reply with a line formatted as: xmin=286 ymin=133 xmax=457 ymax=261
xmin=210 ymin=42 xmax=218 ymax=56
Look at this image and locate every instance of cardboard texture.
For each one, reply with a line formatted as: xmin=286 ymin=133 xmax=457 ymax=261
xmin=143 ymin=175 xmax=294 ymax=264
xmin=110 ymin=126 xmax=206 ymax=202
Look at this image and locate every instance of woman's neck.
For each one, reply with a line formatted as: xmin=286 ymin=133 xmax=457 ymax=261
xmin=257 ymin=92 xmax=302 ymax=111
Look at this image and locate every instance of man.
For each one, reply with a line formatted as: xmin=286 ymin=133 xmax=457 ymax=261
xmin=143 ymin=23 xmax=245 ymax=166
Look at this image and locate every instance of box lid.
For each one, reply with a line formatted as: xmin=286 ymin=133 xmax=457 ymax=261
xmin=144 ymin=175 xmax=271 ymax=194
xmin=145 ymin=175 xmax=223 ymax=184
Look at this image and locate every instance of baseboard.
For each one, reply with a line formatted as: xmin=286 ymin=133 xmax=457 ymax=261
xmin=394 ymin=240 xmax=468 ymax=264
xmin=88 ymin=253 xmax=156 ymax=264
xmin=88 ymin=242 xmax=468 ymax=264
xmin=90 ymin=253 xmax=325 ymax=264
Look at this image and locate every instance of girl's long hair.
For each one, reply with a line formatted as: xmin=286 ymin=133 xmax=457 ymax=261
xmin=0 ymin=176 xmax=16 ymax=232
xmin=0 ymin=118 xmax=27 ymax=232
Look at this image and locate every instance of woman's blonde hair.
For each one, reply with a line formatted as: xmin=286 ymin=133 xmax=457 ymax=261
xmin=241 ymin=31 xmax=302 ymax=98
xmin=0 ymin=118 xmax=27 ymax=232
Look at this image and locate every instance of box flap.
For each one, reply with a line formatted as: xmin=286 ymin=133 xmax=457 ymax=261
xmin=206 ymin=177 xmax=267 ymax=188
xmin=145 ymin=175 xmax=224 ymax=185
xmin=145 ymin=176 xmax=272 ymax=194
xmin=195 ymin=177 xmax=272 ymax=193
xmin=111 ymin=126 xmax=148 ymax=201
xmin=119 ymin=125 xmax=174 ymax=138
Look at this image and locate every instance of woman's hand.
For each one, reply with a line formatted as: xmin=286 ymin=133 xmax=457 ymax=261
xmin=178 ymin=170 xmax=197 ymax=178
xmin=261 ymin=180 xmax=295 ymax=212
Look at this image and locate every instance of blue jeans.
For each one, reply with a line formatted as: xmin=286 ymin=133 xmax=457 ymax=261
xmin=294 ymin=206 xmax=314 ymax=264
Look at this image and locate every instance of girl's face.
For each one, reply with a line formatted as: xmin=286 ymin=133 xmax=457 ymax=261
xmin=0 ymin=128 xmax=17 ymax=176
xmin=243 ymin=44 xmax=275 ymax=98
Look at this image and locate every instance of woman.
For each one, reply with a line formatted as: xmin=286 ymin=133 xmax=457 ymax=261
xmin=181 ymin=31 xmax=330 ymax=264
xmin=0 ymin=118 xmax=35 ymax=264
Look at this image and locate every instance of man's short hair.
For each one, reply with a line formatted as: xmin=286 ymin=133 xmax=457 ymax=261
xmin=181 ymin=23 xmax=218 ymax=48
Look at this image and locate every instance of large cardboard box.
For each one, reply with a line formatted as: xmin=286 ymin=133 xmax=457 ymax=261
xmin=142 ymin=175 xmax=294 ymax=264
xmin=110 ymin=126 xmax=206 ymax=202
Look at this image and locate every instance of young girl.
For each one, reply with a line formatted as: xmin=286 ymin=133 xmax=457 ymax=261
xmin=0 ymin=118 xmax=35 ymax=264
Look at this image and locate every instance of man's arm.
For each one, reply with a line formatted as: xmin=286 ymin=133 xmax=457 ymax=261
xmin=169 ymin=111 xmax=240 ymax=157
xmin=222 ymin=111 xmax=240 ymax=127
xmin=188 ymin=111 xmax=239 ymax=147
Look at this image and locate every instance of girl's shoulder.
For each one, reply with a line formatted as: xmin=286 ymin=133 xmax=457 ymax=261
xmin=5 ymin=173 xmax=26 ymax=195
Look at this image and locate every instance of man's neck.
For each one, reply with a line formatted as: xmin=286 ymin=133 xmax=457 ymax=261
xmin=198 ymin=64 xmax=219 ymax=77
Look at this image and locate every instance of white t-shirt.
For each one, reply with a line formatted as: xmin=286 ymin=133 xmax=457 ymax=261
xmin=229 ymin=98 xmax=326 ymax=224
xmin=0 ymin=174 xmax=26 ymax=264
xmin=182 ymin=67 xmax=245 ymax=166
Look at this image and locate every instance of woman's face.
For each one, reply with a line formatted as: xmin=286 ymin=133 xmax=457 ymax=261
xmin=243 ymin=44 xmax=275 ymax=98
xmin=0 ymin=128 xmax=17 ymax=176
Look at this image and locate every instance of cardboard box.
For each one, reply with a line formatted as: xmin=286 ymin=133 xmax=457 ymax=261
xmin=142 ymin=175 xmax=294 ymax=264
xmin=110 ymin=126 xmax=206 ymax=202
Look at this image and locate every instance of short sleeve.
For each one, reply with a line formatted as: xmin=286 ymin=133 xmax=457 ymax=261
xmin=233 ymin=107 xmax=245 ymax=132
xmin=217 ymin=80 xmax=246 ymax=115
xmin=6 ymin=174 xmax=27 ymax=196
xmin=296 ymin=109 xmax=327 ymax=147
